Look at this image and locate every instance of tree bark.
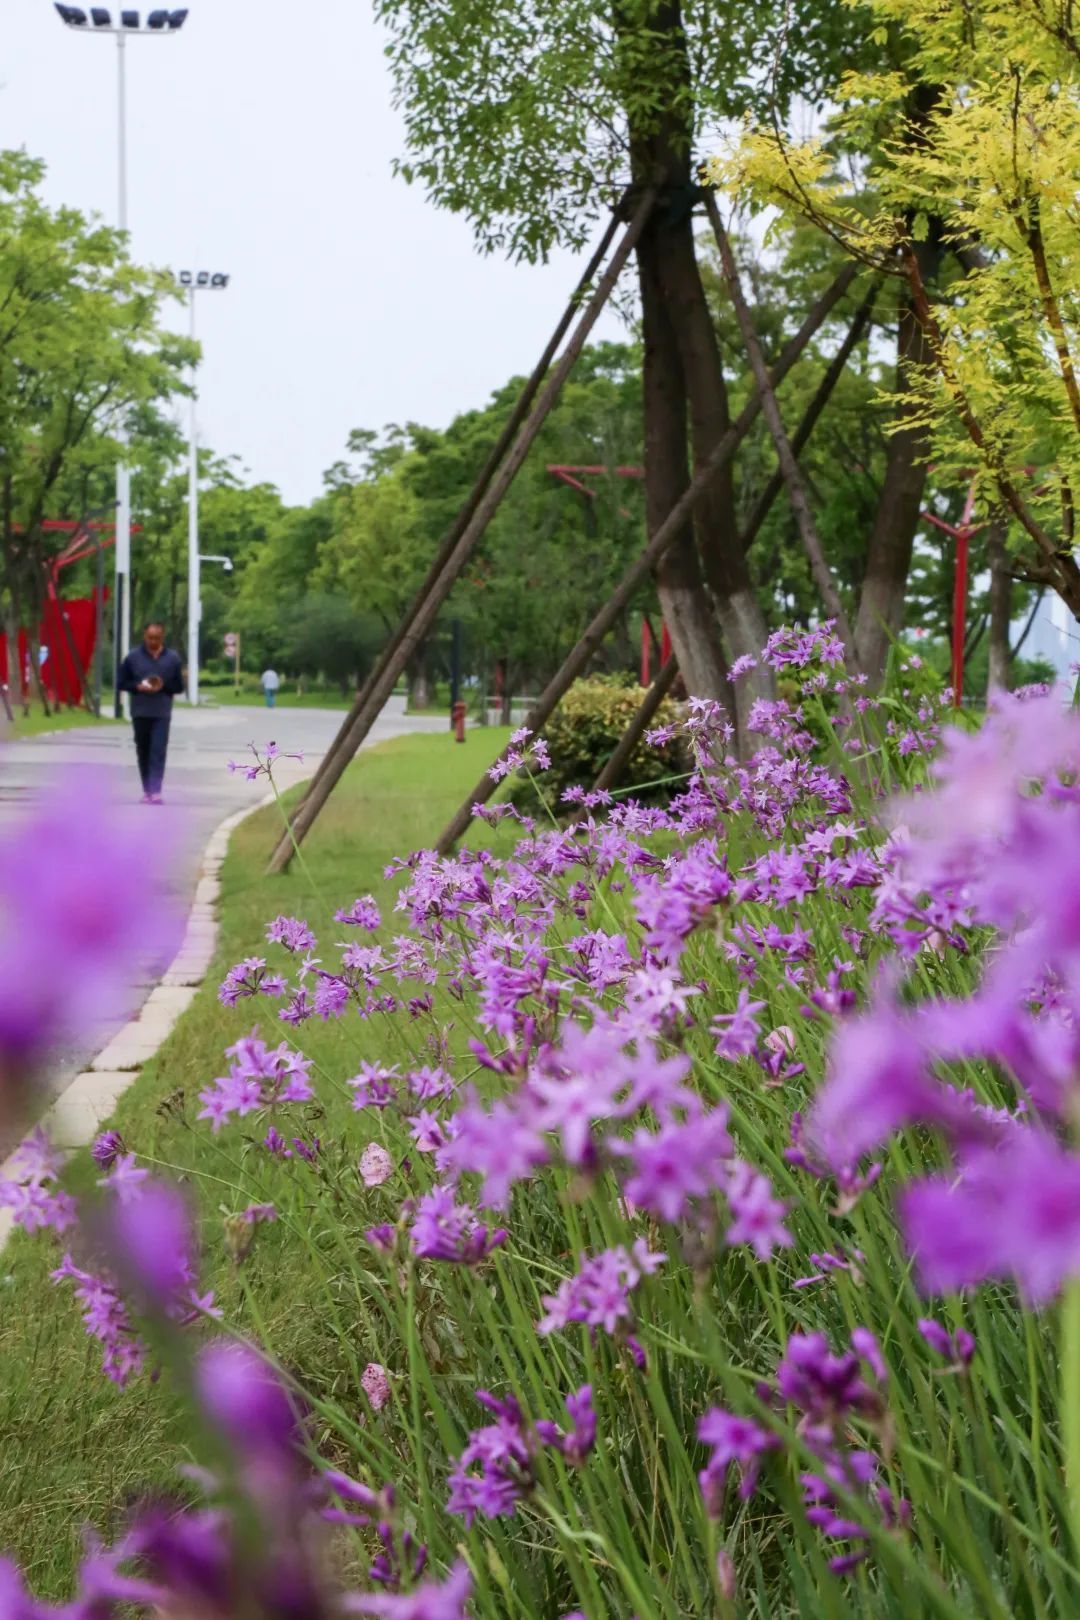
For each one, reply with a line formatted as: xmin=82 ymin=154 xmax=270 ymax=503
xmin=624 ymin=0 xmax=768 ymax=738
xmin=707 ymin=194 xmax=858 ymax=668
xmin=986 ymin=518 xmax=1011 ymax=692
xmin=853 ymin=234 xmax=943 ymax=683
xmin=637 ymin=226 xmax=732 ymax=704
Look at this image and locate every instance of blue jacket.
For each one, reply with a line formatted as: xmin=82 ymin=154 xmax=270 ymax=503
xmin=118 ymin=642 xmax=184 ymax=718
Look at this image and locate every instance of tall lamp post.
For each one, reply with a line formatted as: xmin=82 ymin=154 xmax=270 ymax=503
xmin=179 ymin=270 xmax=230 ymax=706
xmin=52 ymin=5 xmax=190 ymax=717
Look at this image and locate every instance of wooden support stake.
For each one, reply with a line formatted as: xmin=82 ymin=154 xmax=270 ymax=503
xmin=705 ymin=193 xmax=858 ymax=666
xmin=739 ymin=286 xmax=878 ymax=555
xmin=296 ymin=207 xmax=625 ymax=816
xmin=434 ymin=258 xmax=860 ymax=855
xmin=267 ymin=190 xmax=656 ymax=875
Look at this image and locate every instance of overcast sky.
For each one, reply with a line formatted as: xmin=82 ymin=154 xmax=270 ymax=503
xmin=3 ymin=0 xmax=627 ymax=505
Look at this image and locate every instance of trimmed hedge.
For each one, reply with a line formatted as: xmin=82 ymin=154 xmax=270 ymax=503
xmin=511 ymin=673 xmax=688 ymax=813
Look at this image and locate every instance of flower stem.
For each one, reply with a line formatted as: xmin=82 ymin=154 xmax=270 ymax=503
xmin=1063 ymin=1278 xmax=1080 ymax=1559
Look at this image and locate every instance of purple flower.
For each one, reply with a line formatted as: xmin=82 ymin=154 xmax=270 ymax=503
xmin=697 ymin=1408 xmax=779 ymax=1510
xmin=918 ymin=1317 xmax=976 ymax=1367
xmin=104 ymin=1179 xmax=216 ymax=1328
xmin=712 ymin=990 xmax=766 ymax=1060
xmin=266 ymin=914 xmax=316 ymax=952
xmin=345 ymin=1560 xmax=472 ymax=1618
xmin=51 ymin=1254 xmax=146 ymax=1386
xmin=410 ymin=1186 xmax=506 ymax=1265
xmin=807 ymin=990 xmax=953 ymax=1170
xmin=537 ymin=1384 xmax=597 ymax=1466
xmin=447 ymin=1390 xmax=533 ymax=1526
xmin=539 ymin=1241 xmax=665 ymax=1338
xmin=0 ymin=1128 xmax=77 ymax=1235
xmin=96 ymin=1151 xmax=148 ymax=1206
xmin=90 ymin=1129 xmax=125 ymax=1170
xmin=335 ymin=894 xmax=383 ymax=930
xmin=724 ymin=1162 xmax=792 ymax=1260
xmin=728 ymin=654 xmax=758 ymax=680
xmin=442 ymin=1096 xmax=547 ymax=1209
xmin=615 ymin=1107 xmax=733 ymax=1223
xmin=195 ymin=1339 xmax=298 ymax=1459
xmin=0 ymin=769 xmax=174 ymax=1095
xmin=900 ymin=1128 xmax=1080 ymax=1302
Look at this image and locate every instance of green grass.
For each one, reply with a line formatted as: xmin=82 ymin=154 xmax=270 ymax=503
xmin=203 ymin=686 xmax=358 ymax=711
xmin=0 ymin=727 xmax=510 ymax=1599
xmin=2 ymin=707 xmax=122 ymax=739
xmin=1 ymin=691 xmax=1073 ymax=1615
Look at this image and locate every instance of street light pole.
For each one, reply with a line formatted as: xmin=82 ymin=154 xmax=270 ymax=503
xmin=51 ymin=6 xmax=190 ymax=715
xmin=180 ymin=271 xmax=230 ymax=706
xmin=187 ymin=284 xmax=199 ymax=707
xmin=113 ymin=24 xmax=131 ymax=718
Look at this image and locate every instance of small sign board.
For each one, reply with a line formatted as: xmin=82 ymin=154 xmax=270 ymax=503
xmin=223 ymin=632 xmax=238 ymax=656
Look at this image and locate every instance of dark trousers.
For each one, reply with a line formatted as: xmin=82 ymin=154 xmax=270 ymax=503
xmin=132 ymin=715 xmax=170 ymax=795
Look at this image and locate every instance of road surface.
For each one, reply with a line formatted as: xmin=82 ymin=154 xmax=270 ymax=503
xmin=0 ymin=698 xmax=444 ymax=1136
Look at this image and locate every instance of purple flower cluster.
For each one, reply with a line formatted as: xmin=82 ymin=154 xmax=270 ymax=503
xmin=487 ymin=726 xmax=552 ymax=783
xmin=447 ymin=1384 xmax=595 ymax=1526
xmin=698 ymin=1328 xmax=907 ymax=1574
xmin=0 ymin=1128 xmax=77 ymax=1235
xmin=0 ymin=770 xmax=173 ymax=1108
xmin=809 ymin=692 xmax=1080 ymax=1300
xmin=1 ymin=1337 xmax=470 ymax=1618
xmin=51 ymin=1179 xmax=217 ymax=1385
xmin=198 ymin=1033 xmax=314 ymax=1131
xmin=538 ymin=1240 xmax=665 ymax=1344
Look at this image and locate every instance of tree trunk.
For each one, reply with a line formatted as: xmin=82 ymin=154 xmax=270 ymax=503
xmin=624 ymin=0 xmax=770 ymax=739
xmin=987 ymin=518 xmax=1011 ymax=692
xmin=637 ymin=228 xmax=731 ymax=705
xmin=854 ymin=86 xmax=945 ymax=685
xmin=408 ymin=651 xmax=432 ymax=712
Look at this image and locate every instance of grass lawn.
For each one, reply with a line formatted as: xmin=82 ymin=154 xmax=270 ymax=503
xmin=0 ymin=727 xmax=510 ymax=1599
xmin=204 ymin=687 xmax=360 ymax=711
xmin=2 ymin=707 xmax=122 ymax=740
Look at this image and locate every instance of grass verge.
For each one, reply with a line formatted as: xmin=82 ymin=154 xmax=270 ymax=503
xmin=0 ymin=727 xmax=509 ymax=1598
xmin=2 ymin=708 xmax=122 ymax=740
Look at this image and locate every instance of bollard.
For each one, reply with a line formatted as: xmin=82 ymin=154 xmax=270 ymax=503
xmin=452 ymin=700 xmax=467 ymax=743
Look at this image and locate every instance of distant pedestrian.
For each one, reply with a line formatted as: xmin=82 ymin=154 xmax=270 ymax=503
xmin=260 ymin=667 xmax=280 ymax=708
xmin=119 ymin=619 xmax=184 ymax=804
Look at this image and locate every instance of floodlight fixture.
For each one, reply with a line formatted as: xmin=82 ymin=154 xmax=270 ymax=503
xmin=177 ymin=270 xmax=230 ymax=289
xmin=54 ymin=3 xmax=188 ymax=29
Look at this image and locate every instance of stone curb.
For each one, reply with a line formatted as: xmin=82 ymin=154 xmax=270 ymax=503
xmin=0 ymin=788 xmax=279 ymax=1252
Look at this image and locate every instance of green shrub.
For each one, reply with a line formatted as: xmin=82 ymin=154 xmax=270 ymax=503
xmin=511 ymin=673 xmax=688 ymax=813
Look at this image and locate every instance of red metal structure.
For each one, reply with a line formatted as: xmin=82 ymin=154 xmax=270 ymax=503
xmin=921 ymin=482 xmax=982 ymax=705
xmin=0 ymin=518 xmax=137 ymax=708
xmin=546 ymin=463 xmax=672 ymax=684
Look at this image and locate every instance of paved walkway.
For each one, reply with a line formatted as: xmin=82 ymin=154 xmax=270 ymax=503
xmin=0 ymin=698 xmax=444 ymax=1144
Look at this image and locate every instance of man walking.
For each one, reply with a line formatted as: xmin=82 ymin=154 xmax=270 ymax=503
xmin=119 ymin=619 xmax=184 ymax=804
xmin=260 ymin=666 xmax=280 ymax=708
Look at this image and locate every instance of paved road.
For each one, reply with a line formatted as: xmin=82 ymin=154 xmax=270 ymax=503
xmin=0 ymin=698 xmax=445 ymax=1125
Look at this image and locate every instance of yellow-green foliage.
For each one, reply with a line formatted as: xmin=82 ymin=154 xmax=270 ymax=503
xmin=709 ymin=0 xmax=1080 ymax=565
